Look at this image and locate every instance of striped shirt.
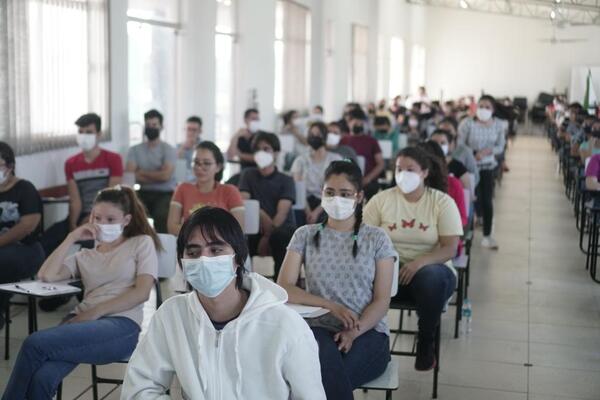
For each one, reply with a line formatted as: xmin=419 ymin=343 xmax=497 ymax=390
xmin=458 ymin=117 xmax=506 ymax=170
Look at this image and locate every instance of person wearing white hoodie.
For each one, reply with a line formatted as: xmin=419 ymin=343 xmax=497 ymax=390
xmin=121 ymin=206 xmax=326 ymax=400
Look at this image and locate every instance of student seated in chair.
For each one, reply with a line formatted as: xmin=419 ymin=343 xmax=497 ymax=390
xmin=40 ymin=112 xmax=123 ymax=312
xmin=168 ymin=140 xmax=245 ymax=235
xmin=176 ymin=115 xmax=203 ymax=182
xmin=430 ymin=128 xmax=472 ymax=194
xmin=0 ymin=142 xmax=44 ymax=331
xmin=121 ymin=207 xmax=326 ymax=400
xmin=585 ymin=151 xmax=600 ymax=191
xmin=41 ymin=113 xmax=123 ymax=257
xmin=126 ymin=109 xmax=176 ymax=233
xmin=278 ymin=160 xmax=396 ymax=400
xmin=291 ymin=121 xmax=342 ymax=224
xmin=3 ymin=186 xmax=159 ymax=400
xmin=340 ymin=108 xmax=384 ymax=200
xmin=363 ymin=147 xmax=463 ymax=372
xmin=238 ymin=132 xmax=296 ymax=280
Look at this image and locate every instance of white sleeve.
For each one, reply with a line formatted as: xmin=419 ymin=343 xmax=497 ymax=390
xmin=282 ymin=329 xmax=327 ymax=400
xmin=121 ymin=314 xmax=175 ymax=400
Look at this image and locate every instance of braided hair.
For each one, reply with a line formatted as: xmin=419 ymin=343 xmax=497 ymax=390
xmin=313 ymin=159 xmax=363 ymax=258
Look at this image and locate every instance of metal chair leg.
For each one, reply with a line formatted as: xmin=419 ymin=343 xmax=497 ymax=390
xmin=92 ymin=364 xmax=99 ymax=400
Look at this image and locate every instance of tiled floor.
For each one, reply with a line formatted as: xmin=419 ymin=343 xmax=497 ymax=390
xmin=1 ymin=135 xmax=599 ymax=399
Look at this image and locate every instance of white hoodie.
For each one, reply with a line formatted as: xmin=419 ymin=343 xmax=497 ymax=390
xmin=121 ymin=273 xmax=326 ymax=400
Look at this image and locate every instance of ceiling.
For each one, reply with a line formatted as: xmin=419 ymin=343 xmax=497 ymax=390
xmin=405 ymin=0 xmax=600 ymax=26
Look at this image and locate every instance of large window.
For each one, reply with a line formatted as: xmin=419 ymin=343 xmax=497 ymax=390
xmin=389 ymin=37 xmax=405 ymax=99
xmin=215 ymin=0 xmax=236 ymax=150
xmin=351 ymin=24 xmax=369 ymax=104
xmin=410 ymin=44 xmax=426 ymax=96
xmin=274 ymin=0 xmax=311 ymax=112
xmin=0 ymin=0 xmax=108 ymax=154
xmin=127 ymin=0 xmax=180 ymax=145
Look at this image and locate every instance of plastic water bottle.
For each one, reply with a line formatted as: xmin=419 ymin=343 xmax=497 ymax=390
xmin=461 ymin=299 xmax=472 ymax=335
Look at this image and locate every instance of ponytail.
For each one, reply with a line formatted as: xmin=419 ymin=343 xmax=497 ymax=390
xmin=397 ymin=146 xmax=448 ymax=193
xmin=94 ymin=186 xmax=163 ymax=251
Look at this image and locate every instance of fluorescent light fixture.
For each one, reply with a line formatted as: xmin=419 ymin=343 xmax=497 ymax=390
xmin=459 ymin=0 xmax=469 ymax=9
xmin=555 ymin=0 xmax=561 ymax=3
xmin=550 ymin=10 xmax=556 ymax=19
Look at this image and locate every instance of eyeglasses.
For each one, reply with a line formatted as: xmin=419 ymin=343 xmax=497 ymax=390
xmin=192 ymin=160 xmax=216 ymax=168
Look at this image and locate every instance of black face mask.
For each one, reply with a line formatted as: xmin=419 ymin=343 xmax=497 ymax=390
xmin=307 ymin=135 xmax=324 ymax=150
xmin=352 ymin=124 xmax=364 ymax=135
xmin=144 ymin=126 xmax=160 ymax=141
xmin=584 ymin=125 xmax=592 ymax=134
xmin=593 ymin=129 xmax=600 ymax=138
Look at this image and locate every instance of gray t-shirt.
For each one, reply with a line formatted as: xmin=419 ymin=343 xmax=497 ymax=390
xmin=290 ymin=151 xmax=342 ymax=198
xmin=127 ymin=141 xmax=177 ymax=192
xmin=175 ymin=143 xmax=196 ymax=182
xmin=287 ymin=223 xmax=396 ymax=335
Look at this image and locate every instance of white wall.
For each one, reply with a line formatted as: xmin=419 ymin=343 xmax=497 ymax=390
xmin=424 ymin=6 xmax=600 ymax=103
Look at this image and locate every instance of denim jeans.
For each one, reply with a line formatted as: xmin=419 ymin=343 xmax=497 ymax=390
xmin=393 ymin=264 xmax=456 ymax=344
xmin=247 ymin=223 xmax=296 ymax=281
xmin=312 ymin=327 xmax=390 ymax=400
xmin=2 ymin=316 xmax=140 ymax=400
xmin=475 ymin=169 xmax=496 ymax=236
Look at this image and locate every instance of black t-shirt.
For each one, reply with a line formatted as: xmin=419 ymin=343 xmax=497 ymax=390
xmin=448 ymin=159 xmax=468 ymax=180
xmin=237 ymin=132 xmax=260 ymax=169
xmin=0 ymin=179 xmax=42 ymax=245
xmin=238 ymin=167 xmax=296 ymax=226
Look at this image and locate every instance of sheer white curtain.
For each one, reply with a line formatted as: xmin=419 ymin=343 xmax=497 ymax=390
xmin=275 ymin=0 xmax=310 ymax=111
xmin=0 ymin=0 xmax=31 ymax=151
xmin=0 ymin=0 xmax=108 ymax=155
xmin=352 ymin=24 xmax=368 ymax=104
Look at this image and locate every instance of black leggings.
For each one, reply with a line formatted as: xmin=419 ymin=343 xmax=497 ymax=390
xmin=476 ymin=169 xmax=496 ymax=236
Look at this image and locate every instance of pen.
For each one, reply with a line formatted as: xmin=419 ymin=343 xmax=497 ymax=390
xmin=14 ymin=284 xmax=31 ymax=293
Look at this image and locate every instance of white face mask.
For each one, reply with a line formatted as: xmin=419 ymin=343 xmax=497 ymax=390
xmin=254 ymin=150 xmax=274 ymax=169
xmin=248 ymin=120 xmax=261 ymax=133
xmin=292 ymin=118 xmax=304 ymax=128
xmin=326 ymin=133 xmax=341 ymax=147
xmin=96 ymin=223 xmax=124 ymax=243
xmin=76 ymin=134 xmax=96 ymax=152
xmin=182 ymin=255 xmax=236 ymax=298
xmin=395 ymin=171 xmax=422 ymax=194
xmin=0 ymin=170 xmax=8 ymax=185
xmin=476 ymin=107 xmax=493 ymax=122
xmin=441 ymin=144 xmax=449 ymax=156
xmin=409 ymin=119 xmax=419 ymax=128
xmin=321 ymin=196 xmax=356 ymax=220
xmin=309 ymin=113 xmax=323 ymax=122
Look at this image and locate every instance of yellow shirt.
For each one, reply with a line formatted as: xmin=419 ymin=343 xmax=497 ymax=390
xmin=364 ymin=187 xmax=463 ymax=267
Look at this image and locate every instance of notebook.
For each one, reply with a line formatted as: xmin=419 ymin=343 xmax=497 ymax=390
xmin=0 ymin=280 xmax=81 ymax=296
xmin=286 ymin=303 xmax=330 ymax=318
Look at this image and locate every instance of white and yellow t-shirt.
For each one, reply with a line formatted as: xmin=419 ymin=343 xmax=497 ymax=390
xmin=364 ymin=187 xmax=463 ymax=273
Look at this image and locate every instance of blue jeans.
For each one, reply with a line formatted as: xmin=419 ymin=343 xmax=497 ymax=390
xmin=312 ymin=327 xmax=390 ymax=400
xmin=393 ymin=263 xmax=456 ymax=344
xmin=2 ymin=316 xmax=140 ymax=400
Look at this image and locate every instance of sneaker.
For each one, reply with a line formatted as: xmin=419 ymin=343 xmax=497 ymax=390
xmin=481 ymin=236 xmax=499 ymax=250
xmin=415 ymin=340 xmax=436 ymax=371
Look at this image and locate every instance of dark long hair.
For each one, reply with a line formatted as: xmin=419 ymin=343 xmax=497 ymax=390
xmin=313 ymin=160 xmax=363 ymax=258
xmin=0 ymin=141 xmax=16 ymax=176
xmin=196 ymin=141 xmax=225 ymax=182
xmin=396 ymin=146 xmax=447 ymax=193
xmin=94 ymin=186 xmax=162 ymax=250
xmin=177 ymin=207 xmax=248 ymax=289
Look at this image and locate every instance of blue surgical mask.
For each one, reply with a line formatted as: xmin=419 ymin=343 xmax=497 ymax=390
xmin=181 ymin=254 xmax=236 ymax=298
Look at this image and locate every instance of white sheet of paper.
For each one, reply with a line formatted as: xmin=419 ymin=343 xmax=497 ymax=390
xmin=286 ymin=303 xmax=329 ymax=318
xmin=0 ymin=280 xmax=81 ymax=296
